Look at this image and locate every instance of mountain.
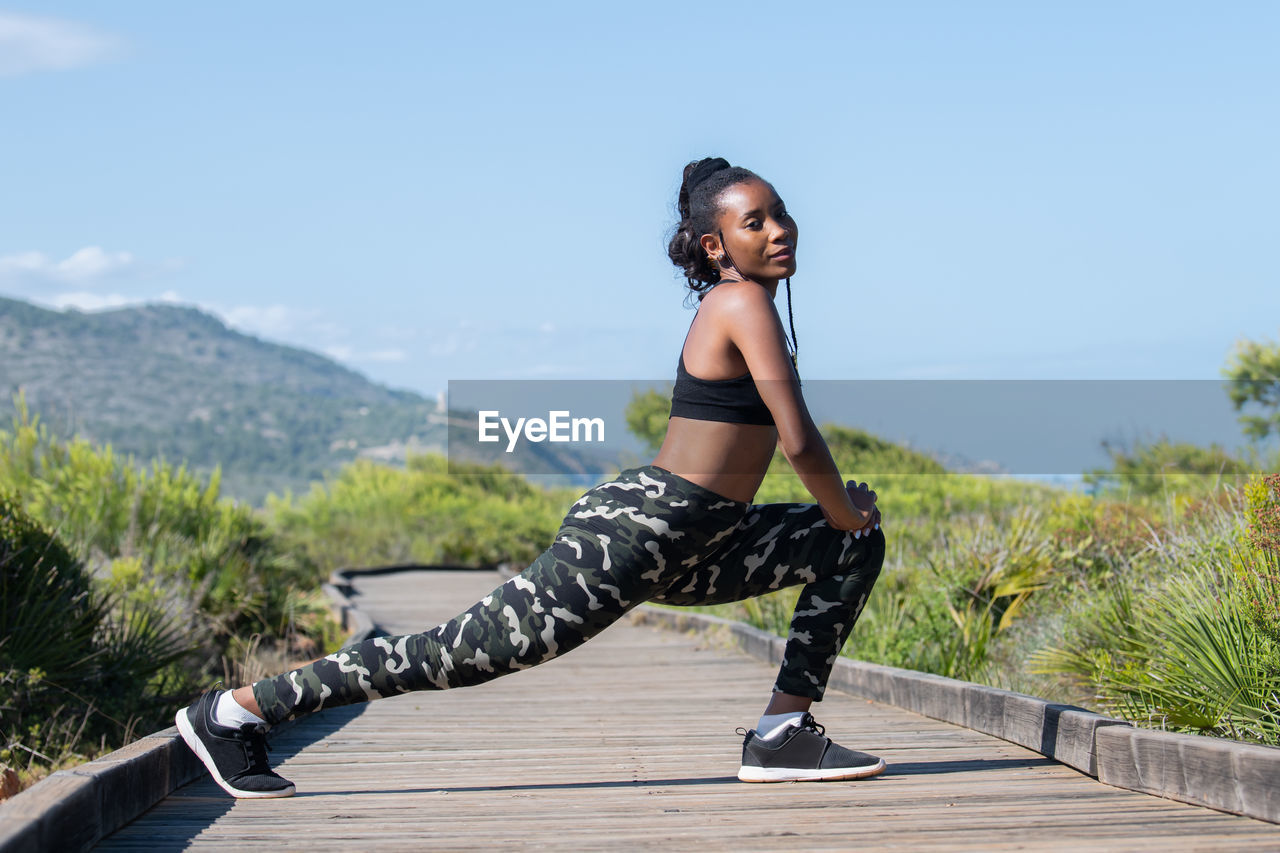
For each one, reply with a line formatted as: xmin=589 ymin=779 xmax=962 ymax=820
xmin=0 ymin=296 xmax=450 ymax=502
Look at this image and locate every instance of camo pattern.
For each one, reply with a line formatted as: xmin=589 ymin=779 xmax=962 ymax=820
xmin=652 ymin=501 xmax=884 ymax=699
xmin=253 ymin=465 xmax=885 ymax=724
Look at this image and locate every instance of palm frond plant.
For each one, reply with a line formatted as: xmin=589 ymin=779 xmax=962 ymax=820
xmin=1 ymin=492 xmax=195 ymax=785
xmin=915 ymin=507 xmax=1056 ymax=680
xmin=1032 ymin=557 xmax=1280 ymax=746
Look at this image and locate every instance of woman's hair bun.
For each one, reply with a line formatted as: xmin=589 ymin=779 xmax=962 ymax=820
xmin=667 ymin=157 xmax=760 ymax=297
xmin=686 ymin=157 xmax=731 ymax=192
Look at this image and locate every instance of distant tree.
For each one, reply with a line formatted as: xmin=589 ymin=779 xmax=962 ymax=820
xmin=1085 ymin=436 xmax=1251 ymax=497
xmin=1224 ymin=334 xmax=1280 ymax=442
xmin=624 ymin=388 xmax=671 ymax=455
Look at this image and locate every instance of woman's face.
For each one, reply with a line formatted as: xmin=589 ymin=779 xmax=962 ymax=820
xmin=707 ymin=178 xmax=798 ymax=284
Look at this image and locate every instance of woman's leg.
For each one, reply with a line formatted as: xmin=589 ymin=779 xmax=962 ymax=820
xmin=653 ymin=502 xmax=885 ymax=702
xmin=179 ymin=465 xmax=748 ymax=797
xmin=252 ymin=467 xmax=749 ymax=725
xmin=252 ymin=532 xmax=632 ymax=724
xmin=653 ymin=502 xmax=887 ymax=781
xmin=184 ymin=526 xmax=645 ymax=798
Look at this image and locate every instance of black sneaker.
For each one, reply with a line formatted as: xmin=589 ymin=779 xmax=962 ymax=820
xmin=175 ymin=690 xmax=296 ymax=798
xmin=737 ymin=712 xmax=886 ymax=782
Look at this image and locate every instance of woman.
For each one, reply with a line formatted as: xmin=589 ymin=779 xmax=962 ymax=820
xmin=176 ymin=157 xmax=887 ymax=797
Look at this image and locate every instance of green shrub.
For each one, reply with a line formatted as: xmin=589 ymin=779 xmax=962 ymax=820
xmin=0 ymin=492 xmax=190 ymax=777
xmin=1031 ymin=568 xmax=1280 ymax=745
xmin=1032 ymin=479 xmax=1280 ymax=745
xmin=624 ymin=388 xmax=672 ymax=456
xmin=0 ymin=400 xmax=336 ymax=685
xmin=267 ymin=454 xmax=575 ymax=574
xmin=1084 ymin=437 xmax=1256 ymax=499
xmin=1043 ymin=492 xmax=1164 ymax=581
xmin=1239 ymin=474 xmax=1280 ymax=649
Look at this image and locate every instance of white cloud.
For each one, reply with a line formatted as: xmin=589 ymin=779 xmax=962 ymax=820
xmin=1 ymin=274 xmax=407 ymax=372
xmin=47 ymin=291 xmax=133 ymax=311
xmin=323 ymin=345 xmax=407 ymax=364
xmin=0 ymin=13 xmax=121 ymax=77
xmin=324 ymin=345 xmax=353 ymax=361
xmin=0 ymin=246 xmax=136 ymax=284
xmin=0 ymin=251 xmax=45 ymax=276
xmin=57 ymin=246 xmax=134 ymax=281
xmin=221 ymin=303 xmax=321 ymax=338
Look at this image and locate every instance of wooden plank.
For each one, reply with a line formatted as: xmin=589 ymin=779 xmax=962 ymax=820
xmin=93 ymin=569 xmax=1279 ymax=850
xmin=0 ymin=771 xmax=99 ymax=852
xmin=639 ymin=605 xmax=1130 ymax=777
xmin=0 ymin=817 xmax=40 ymax=853
xmin=1096 ymin=725 xmax=1280 ymax=823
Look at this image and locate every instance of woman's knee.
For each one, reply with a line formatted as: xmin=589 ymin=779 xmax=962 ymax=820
xmin=862 ymin=527 xmax=886 ymax=568
xmin=834 ymin=527 xmax=885 ymax=603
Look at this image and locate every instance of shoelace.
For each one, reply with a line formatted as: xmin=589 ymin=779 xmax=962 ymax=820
xmin=798 ymin=713 xmax=826 ymax=737
xmin=735 ymin=713 xmax=828 ymax=743
xmin=234 ymin=723 xmax=274 ymax=771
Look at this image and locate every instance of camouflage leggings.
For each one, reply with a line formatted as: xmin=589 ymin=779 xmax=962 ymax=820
xmin=253 ymin=465 xmax=885 ymax=725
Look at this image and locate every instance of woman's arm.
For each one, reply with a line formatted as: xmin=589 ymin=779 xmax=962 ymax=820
xmin=717 ymin=284 xmax=874 ymax=531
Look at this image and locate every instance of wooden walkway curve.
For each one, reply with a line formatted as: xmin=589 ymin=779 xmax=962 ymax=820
xmin=98 ymin=569 xmax=1277 ymax=850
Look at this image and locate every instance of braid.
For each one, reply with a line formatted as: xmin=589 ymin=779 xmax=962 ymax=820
xmin=785 ymin=277 xmax=798 ymax=368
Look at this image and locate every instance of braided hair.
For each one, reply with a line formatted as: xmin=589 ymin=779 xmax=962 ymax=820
xmin=666 ymin=156 xmax=799 ymax=366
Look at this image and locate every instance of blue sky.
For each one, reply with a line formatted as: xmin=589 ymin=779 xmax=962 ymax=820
xmin=2 ymin=2 xmax=1277 ymax=398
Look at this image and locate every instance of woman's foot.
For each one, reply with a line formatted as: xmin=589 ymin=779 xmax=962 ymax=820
xmin=175 ymin=690 xmax=296 ymax=798
xmin=737 ymin=712 xmax=886 ymax=782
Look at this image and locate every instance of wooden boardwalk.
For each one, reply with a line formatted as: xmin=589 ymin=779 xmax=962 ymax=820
xmin=99 ymin=569 xmax=1278 ymax=851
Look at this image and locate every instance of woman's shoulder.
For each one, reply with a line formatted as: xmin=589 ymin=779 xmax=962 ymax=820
xmin=696 ymin=282 xmax=778 ymax=340
xmin=698 ymin=280 xmax=776 ymax=316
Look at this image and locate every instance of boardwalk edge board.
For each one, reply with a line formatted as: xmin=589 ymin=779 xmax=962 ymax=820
xmin=323 ymin=568 xmax=379 ymax=642
xmin=0 ymin=573 xmax=371 ymax=853
xmin=631 ymin=604 xmax=1280 ymax=825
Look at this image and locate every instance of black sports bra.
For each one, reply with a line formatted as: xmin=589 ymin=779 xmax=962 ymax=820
xmin=669 ymin=351 xmax=775 ymax=425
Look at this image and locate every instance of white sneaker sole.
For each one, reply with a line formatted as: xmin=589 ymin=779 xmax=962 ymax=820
xmin=738 ymin=758 xmax=886 ymax=783
xmin=175 ymin=707 xmax=296 ymax=799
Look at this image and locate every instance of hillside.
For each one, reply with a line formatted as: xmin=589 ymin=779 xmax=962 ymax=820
xmin=0 ymin=296 xmax=447 ymax=502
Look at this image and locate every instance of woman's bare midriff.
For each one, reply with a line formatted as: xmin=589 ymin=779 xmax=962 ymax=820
xmin=651 ymin=416 xmax=779 ymax=504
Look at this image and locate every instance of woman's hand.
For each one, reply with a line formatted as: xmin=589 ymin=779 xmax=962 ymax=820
xmin=847 ymin=480 xmax=876 ymax=513
xmin=820 ymin=480 xmax=883 ymax=534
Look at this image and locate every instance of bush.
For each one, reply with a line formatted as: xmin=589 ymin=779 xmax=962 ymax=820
xmin=0 ymin=492 xmax=190 ymax=781
xmin=1085 ymin=437 xmax=1256 ymax=499
xmin=1239 ymin=474 xmax=1280 ymax=649
xmin=624 ymin=388 xmax=672 ymax=456
xmin=1031 ymin=478 xmax=1280 ymax=745
xmin=1043 ymin=492 xmax=1165 ymax=581
xmin=0 ymin=400 xmax=338 ymax=695
xmin=1031 ymin=568 xmax=1280 ymax=745
xmin=267 ymin=454 xmax=575 ymax=574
